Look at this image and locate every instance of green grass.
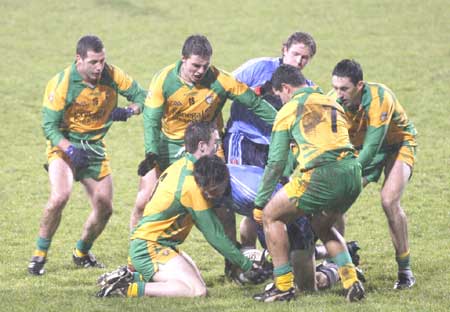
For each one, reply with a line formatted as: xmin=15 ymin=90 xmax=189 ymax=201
xmin=1 ymin=0 xmax=450 ymax=311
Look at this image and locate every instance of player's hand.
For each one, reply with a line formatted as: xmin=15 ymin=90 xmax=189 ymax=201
xmin=242 ymin=263 xmax=270 ymax=284
xmin=65 ymin=145 xmax=88 ymax=170
xmin=111 ymin=107 xmax=134 ymax=121
xmin=253 ymin=207 xmax=263 ymax=226
xmin=137 ymin=152 xmax=158 ymax=176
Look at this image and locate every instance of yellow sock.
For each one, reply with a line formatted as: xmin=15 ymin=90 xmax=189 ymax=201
xmin=33 ymin=250 xmax=47 ymax=258
xmin=127 ymin=283 xmax=139 ymax=297
xmin=338 ymin=264 xmax=358 ymax=289
xmin=74 ymin=248 xmax=87 ymax=257
xmin=275 ymin=272 xmax=294 ymax=291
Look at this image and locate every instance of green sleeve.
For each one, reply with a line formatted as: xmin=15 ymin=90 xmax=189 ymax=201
xmin=118 ymin=80 xmax=147 ymax=111
xmin=143 ymin=106 xmax=163 ymax=155
xmin=358 ymin=125 xmax=388 ymax=169
xmin=190 ymin=208 xmax=252 ymax=271
xmin=233 ymin=89 xmax=277 ymax=125
xmin=254 ymin=129 xmax=291 ymax=208
xmin=42 ymin=107 xmax=65 ymax=147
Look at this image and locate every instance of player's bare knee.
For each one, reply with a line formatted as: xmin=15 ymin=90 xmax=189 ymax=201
xmin=48 ymin=191 xmax=70 ymax=210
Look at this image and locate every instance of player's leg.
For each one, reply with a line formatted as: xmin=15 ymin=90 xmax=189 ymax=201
xmin=72 ymin=175 xmax=113 ymax=267
xmin=28 ymin=157 xmax=74 ymax=275
xmin=381 ymin=156 xmax=415 ymax=289
xmin=254 ymin=188 xmax=299 ymax=301
xmin=239 ymin=216 xmax=258 ymax=248
xmin=145 ymin=252 xmax=207 ymax=297
xmin=129 ymin=168 xmax=160 ymax=230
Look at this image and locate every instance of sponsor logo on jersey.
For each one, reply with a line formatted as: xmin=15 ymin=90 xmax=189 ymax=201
xmin=205 ymin=95 xmax=214 ymax=105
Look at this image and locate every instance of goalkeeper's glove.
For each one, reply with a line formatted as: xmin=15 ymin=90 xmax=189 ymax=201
xmin=111 ymin=107 xmax=134 ymax=121
xmin=253 ymin=207 xmax=263 ymax=226
xmin=65 ymin=145 xmax=89 ymax=170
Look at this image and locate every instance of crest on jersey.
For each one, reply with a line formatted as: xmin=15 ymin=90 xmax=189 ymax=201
xmin=380 ymin=112 xmax=388 ymax=122
xmin=48 ymin=91 xmax=55 ymax=102
xmin=205 ymin=95 xmax=214 ymax=105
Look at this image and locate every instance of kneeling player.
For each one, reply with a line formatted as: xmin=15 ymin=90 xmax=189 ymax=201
xmin=96 ymin=122 xmax=265 ymax=298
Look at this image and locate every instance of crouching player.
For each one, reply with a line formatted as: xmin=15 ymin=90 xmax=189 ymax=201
xmin=228 ymin=164 xmax=363 ymax=291
xmin=252 ymin=65 xmax=364 ymax=302
xmin=96 ymin=122 xmax=265 ymax=298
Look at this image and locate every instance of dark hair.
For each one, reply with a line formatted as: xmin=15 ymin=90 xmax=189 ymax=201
xmin=271 ymin=64 xmax=306 ymax=91
xmin=193 ymin=155 xmax=230 ymax=199
xmin=76 ymin=35 xmax=104 ymax=59
xmin=332 ymin=59 xmax=363 ymax=85
xmin=182 ymin=34 xmax=213 ymax=58
xmin=283 ymin=32 xmax=316 ymax=56
xmin=185 ymin=121 xmax=215 ymax=153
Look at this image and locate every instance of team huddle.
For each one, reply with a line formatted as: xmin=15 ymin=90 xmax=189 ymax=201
xmin=28 ymin=32 xmax=417 ymax=303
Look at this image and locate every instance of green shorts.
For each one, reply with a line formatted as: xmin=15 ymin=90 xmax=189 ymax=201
xmin=362 ymin=142 xmax=416 ymax=183
xmin=46 ymin=140 xmax=111 ymax=181
xmin=156 ymin=136 xmax=185 ymax=172
xmin=129 ymin=238 xmax=180 ymax=282
xmin=284 ymin=158 xmax=362 ymax=215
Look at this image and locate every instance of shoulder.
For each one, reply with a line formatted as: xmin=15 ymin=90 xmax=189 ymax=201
xmin=233 ymin=57 xmax=279 ymax=85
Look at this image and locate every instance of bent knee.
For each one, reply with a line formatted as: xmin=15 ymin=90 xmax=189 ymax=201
xmin=192 ymin=284 xmax=208 ymax=297
xmin=48 ymin=191 xmax=71 ymax=209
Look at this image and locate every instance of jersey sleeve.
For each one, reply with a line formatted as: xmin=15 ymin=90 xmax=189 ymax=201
xmin=358 ymin=90 xmax=394 ymax=168
xmin=110 ymin=64 xmax=147 ymax=111
xmin=41 ymin=72 xmax=66 ymax=146
xmin=143 ymin=72 xmax=166 ymax=155
xmin=254 ymin=104 xmax=294 ymax=208
xmin=182 ymin=181 xmax=252 ymax=271
xmin=217 ymin=70 xmax=277 ymax=125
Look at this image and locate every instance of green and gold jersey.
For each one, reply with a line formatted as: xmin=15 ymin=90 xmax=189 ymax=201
xmin=131 ymin=153 xmax=252 ymax=271
xmin=143 ymin=60 xmax=277 ymax=154
xmin=42 ymin=62 xmax=147 ymax=146
xmin=330 ymin=82 xmax=417 ymax=168
xmin=254 ymin=87 xmax=355 ymax=208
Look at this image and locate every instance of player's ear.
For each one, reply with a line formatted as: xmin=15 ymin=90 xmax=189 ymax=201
xmin=356 ymin=80 xmax=364 ymax=92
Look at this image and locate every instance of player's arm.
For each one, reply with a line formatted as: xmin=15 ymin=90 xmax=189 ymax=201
xmin=143 ymin=73 xmax=166 ymax=155
xmin=182 ymin=184 xmax=252 ymax=271
xmin=254 ymin=110 xmax=292 ymax=209
xmin=218 ymin=70 xmax=277 ymax=125
xmin=41 ymin=73 xmax=70 ymax=149
xmin=358 ymin=93 xmax=394 ymax=168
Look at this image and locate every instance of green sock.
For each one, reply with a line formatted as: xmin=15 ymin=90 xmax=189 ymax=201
xmin=34 ymin=237 xmax=52 ymax=257
xmin=75 ymin=240 xmax=92 ymax=255
xmin=396 ymin=250 xmax=411 ymax=271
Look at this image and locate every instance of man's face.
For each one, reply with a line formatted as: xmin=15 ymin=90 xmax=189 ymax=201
xmin=76 ymin=49 xmax=106 ymax=84
xmin=181 ymin=54 xmax=210 ymax=84
xmin=331 ymin=75 xmax=363 ymax=108
xmin=273 ymin=84 xmax=293 ymax=105
xmin=199 ymin=129 xmax=220 ymax=157
xmin=282 ymin=43 xmax=312 ymax=70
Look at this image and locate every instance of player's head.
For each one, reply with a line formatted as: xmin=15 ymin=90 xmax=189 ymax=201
xmin=331 ymin=59 xmax=364 ymax=108
xmin=181 ymin=34 xmax=212 ymax=84
xmin=194 ymin=155 xmax=230 ymax=200
xmin=75 ymin=35 xmax=105 ymax=84
xmin=282 ymin=32 xmax=316 ymax=70
xmin=185 ymin=121 xmax=220 ymax=157
xmin=271 ymin=64 xmax=307 ymax=104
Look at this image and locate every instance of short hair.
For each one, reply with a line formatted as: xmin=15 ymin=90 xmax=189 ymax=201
xmin=271 ymin=64 xmax=307 ymax=91
xmin=76 ymin=35 xmax=104 ymax=59
xmin=184 ymin=121 xmax=216 ymax=153
xmin=182 ymin=34 xmax=213 ymax=58
xmin=283 ymin=32 xmax=316 ymax=57
xmin=332 ymin=59 xmax=364 ymax=85
xmin=194 ymin=155 xmax=230 ymax=199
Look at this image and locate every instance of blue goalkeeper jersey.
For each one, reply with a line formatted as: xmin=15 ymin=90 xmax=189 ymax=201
xmin=227 ymin=57 xmax=313 ymax=145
